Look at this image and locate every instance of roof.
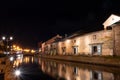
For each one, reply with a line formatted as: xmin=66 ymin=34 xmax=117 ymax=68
xmin=113 ymin=20 xmax=120 ymax=25
xmin=103 ymin=14 xmax=120 ymax=29
xmin=67 ymin=30 xmax=87 ymax=39
xmin=45 ymin=34 xmax=62 ymax=44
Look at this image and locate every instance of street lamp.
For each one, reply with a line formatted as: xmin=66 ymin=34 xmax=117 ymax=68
xmin=10 ymin=56 xmax=14 ymax=61
xmin=2 ymin=36 xmax=13 ymax=40
xmin=15 ymin=70 xmax=21 ymax=76
xmin=14 ymin=69 xmax=21 ymax=80
xmin=2 ymin=36 xmax=6 ymax=40
xmin=2 ymin=36 xmax=13 ymax=54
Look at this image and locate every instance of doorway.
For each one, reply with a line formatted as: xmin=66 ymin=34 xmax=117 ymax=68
xmin=90 ymin=44 xmax=102 ymax=55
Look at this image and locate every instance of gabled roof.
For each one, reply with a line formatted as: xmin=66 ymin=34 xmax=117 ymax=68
xmin=67 ymin=30 xmax=87 ymax=39
xmin=45 ymin=34 xmax=62 ymax=44
xmin=103 ymin=14 xmax=120 ymax=29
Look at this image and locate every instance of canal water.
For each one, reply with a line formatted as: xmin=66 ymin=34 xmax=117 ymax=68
xmin=3 ymin=55 xmax=120 ymax=80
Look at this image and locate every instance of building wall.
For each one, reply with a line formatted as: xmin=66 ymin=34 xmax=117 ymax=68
xmin=41 ymin=29 xmax=114 ymax=56
xmin=64 ymin=40 xmax=72 ymax=55
xmin=57 ymin=30 xmax=113 ymax=56
xmin=41 ymin=42 xmax=45 ymax=53
xmin=102 ymin=72 xmax=114 ymax=80
xmin=57 ymin=42 xmax=63 ymax=55
xmin=102 ymin=30 xmax=113 ymax=55
xmin=113 ymin=24 xmax=120 ymax=56
xmin=72 ymin=35 xmax=91 ymax=55
xmin=41 ymin=34 xmax=62 ymax=55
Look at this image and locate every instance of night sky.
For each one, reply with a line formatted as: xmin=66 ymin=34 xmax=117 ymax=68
xmin=0 ymin=0 xmax=120 ymax=49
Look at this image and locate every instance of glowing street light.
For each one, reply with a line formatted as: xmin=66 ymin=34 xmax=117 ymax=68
xmin=2 ymin=36 xmax=6 ymax=40
xmin=10 ymin=36 xmax=13 ymax=40
xmin=10 ymin=56 xmax=14 ymax=61
xmin=2 ymin=36 xmax=13 ymax=54
xmin=15 ymin=69 xmax=21 ymax=76
xmin=14 ymin=69 xmax=21 ymax=80
xmin=2 ymin=36 xmax=13 ymax=41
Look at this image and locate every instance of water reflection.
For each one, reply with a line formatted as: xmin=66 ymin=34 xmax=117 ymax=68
xmin=40 ymin=59 xmax=119 ymax=80
xmin=3 ymin=56 xmax=120 ymax=80
xmin=13 ymin=54 xmax=23 ymax=67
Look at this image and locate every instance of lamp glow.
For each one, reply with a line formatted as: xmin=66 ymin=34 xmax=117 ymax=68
xmin=15 ymin=70 xmax=21 ymax=76
xmin=2 ymin=36 xmax=6 ymax=40
xmin=10 ymin=36 xmax=13 ymax=40
xmin=10 ymin=56 xmax=14 ymax=61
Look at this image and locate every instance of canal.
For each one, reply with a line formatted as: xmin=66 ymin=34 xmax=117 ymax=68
xmin=1 ymin=54 xmax=120 ymax=80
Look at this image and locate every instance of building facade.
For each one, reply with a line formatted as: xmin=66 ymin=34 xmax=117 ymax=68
xmin=41 ymin=14 xmax=120 ymax=56
xmin=41 ymin=34 xmax=62 ymax=55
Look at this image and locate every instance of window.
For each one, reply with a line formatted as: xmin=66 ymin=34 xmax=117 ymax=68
xmin=73 ymin=46 xmax=78 ymax=54
xmin=62 ymin=47 xmax=66 ymax=54
xmin=91 ymin=44 xmax=102 ymax=55
xmin=73 ymin=67 xmax=78 ymax=75
xmin=91 ymin=71 xmax=102 ymax=80
xmin=93 ymin=35 xmax=96 ymax=40
xmin=93 ymin=72 xmax=99 ymax=79
xmin=106 ymin=26 xmax=112 ymax=30
xmin=74 ymin=40 xmax=76 ymax=43
xmin=93 ymin=46 xmax=97 ymax=53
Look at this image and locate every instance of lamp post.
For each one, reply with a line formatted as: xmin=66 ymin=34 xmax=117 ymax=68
xmin=2 ymin=36 xmax=13 ymax=54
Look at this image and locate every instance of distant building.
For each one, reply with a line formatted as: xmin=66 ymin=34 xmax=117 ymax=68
xmin=38 ymin=41 xmax=42 ymax=53
xmin=41 ymin=14 xmax=120 ymax=56
xmin=39 ymin=34 xmax=62 ymax=55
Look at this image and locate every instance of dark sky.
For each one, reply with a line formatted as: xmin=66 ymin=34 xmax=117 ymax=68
xmin=0 ymin=0 xmax=120 ymax=49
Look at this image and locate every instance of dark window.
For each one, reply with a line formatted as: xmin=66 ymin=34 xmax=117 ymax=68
xmin=62 ymin=47 xmax=66 ymax=53
xmin=74 ymin=47 xmax=76 ymax=54
xmin=106 ymin=26 xmax=112 ymax=30
xmin=73 ymin=67 xmax=78 ymax=75
xmin=93 ymin=72 xmax=99 ymax=79
xmin=93 ymin=46 xmax=97 ymax=53
xmin=93 ymin=35 xmax=96 ymax=40
xmin=92 ymin=71 xmax=102 ymax=80
xmin=74 ymin=40 xmax=76 ymax=43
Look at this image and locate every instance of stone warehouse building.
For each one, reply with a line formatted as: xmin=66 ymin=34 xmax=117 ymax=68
xmin=40 ymin=14 xmax=120 ymax=56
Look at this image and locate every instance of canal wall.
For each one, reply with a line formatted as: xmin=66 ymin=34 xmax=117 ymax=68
xmin=40 ymin=55 xmax=120 ymax=67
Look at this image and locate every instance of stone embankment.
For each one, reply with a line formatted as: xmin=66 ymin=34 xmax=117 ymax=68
xmin=40 ymin=55 xmax=120 ymax=67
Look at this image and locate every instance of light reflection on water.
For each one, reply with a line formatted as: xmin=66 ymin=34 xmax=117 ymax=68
xmin=40 ymin=59 xmax=115 ymax=80
xmin=6 ymin=56 xmax=120 ymax=80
